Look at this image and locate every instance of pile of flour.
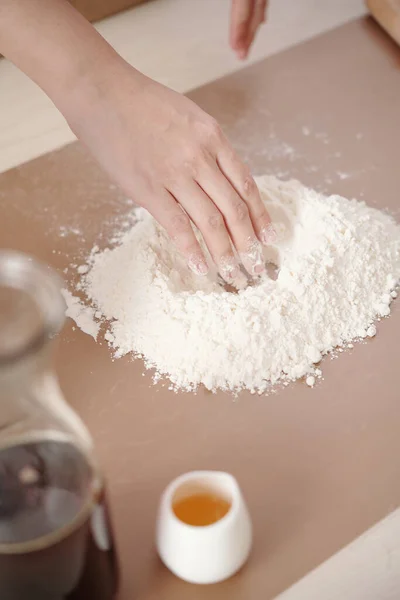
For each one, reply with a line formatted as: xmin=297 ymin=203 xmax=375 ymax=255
xmin=64 ymin=176 xmax=400 ymax=393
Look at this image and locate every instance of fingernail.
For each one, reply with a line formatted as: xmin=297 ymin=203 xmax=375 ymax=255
xmin=237 ymin=48 xmax=247 ymax=60
xmin=188 ymin=254 xmax=208 ymax=276
xmin=240 ymin=238 xmax=265 ymax=277
xmin=260 ymin=224 xmax=277 ymax=245
xmin=231 ymin=270 xmax=249 ymax=290
xmin=219 ymin=255 xmax=240 ymax=281
xmin=230 ymin=266 xmax=241 ymax=279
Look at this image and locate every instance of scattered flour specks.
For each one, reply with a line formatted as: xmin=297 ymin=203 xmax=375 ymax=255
xmin=63 ymin=176 xmax=400 ymax=394
xmin=306 ymin=375 xmax=316 ymax=387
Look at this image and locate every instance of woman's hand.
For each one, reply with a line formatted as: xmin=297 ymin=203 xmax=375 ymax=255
xmin=0 ymin=0 xmax=274 ymax=282
xmin=230 ymin=0 xmax=268 ymax=59
xmin=67 ymin=63 xmax=275 ymax=281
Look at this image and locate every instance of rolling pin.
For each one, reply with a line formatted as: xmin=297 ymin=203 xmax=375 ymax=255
xmin=367 ymin=0 xmax=400 ymax=46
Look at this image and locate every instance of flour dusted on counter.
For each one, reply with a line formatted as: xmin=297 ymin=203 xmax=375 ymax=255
xmin=64 ymin=176 xmax=400 ymax=393
xmin=61 ymin=289 xmax=99 ymax=340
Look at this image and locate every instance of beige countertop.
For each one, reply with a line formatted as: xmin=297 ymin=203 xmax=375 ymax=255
xmin=1 ymin=13 xmax=400 ymax=598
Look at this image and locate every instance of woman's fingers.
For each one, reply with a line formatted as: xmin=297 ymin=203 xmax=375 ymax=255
xmin=217 ymin=143 xmax=276 ymax=246
xmin=143 ymin=124 xmax=274 ymax=282
xmin=230 ymin=0 xmax=254 ymax=59
xmin=246 ymin=0 xmax=268 ymax=53
xmin=230 ymin=0 xmax=268 ymax=59
xmin=172 ymin=180 xmax=243 ymax=284
xmin=261 ymin=0 xmax=268 ymax=22
xmin=148 ymin=190 xmax=209 ymax=276
xmin=196 ymin=160 xmax=265 ymax=276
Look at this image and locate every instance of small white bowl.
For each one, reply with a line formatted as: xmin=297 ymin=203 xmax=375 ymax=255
xmin=156 ymin=471 xmax=252 ymax=585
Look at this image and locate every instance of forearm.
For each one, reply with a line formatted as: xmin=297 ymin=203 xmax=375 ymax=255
xmin=0 ymin=0 xmax=134 ymax=113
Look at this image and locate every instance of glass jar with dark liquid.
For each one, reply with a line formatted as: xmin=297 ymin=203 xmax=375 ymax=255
xmin=0 ymin=251 xmax=119 ymax=600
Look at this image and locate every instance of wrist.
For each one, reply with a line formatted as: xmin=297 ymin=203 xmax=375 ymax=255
xmin=59 ymin=53 xmax=146 ymax=131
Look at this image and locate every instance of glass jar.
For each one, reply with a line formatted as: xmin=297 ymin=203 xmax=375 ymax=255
xmin=0 ymin=250 xmax=118 ymax=600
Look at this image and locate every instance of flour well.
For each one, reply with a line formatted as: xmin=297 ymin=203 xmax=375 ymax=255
xmin=64 ymin=176 xmax=400 ymax=393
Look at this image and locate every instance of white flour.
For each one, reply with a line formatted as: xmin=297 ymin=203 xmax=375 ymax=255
xmin=64 ymin=176 xmax=400 ymax=393
xmin=61 ymin=289 xmax=99 ymax=340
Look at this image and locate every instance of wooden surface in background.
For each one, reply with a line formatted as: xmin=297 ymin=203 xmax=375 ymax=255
xmin=367 ymin=0 xmax=400 ymax=45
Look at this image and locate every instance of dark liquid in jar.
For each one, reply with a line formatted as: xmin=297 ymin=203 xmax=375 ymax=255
xmin=0 ymin=440 xmax=118 ymax=600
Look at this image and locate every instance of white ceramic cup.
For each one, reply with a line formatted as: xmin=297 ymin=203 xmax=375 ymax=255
xmin=156 ymin=470 xmax=252 ymax=585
